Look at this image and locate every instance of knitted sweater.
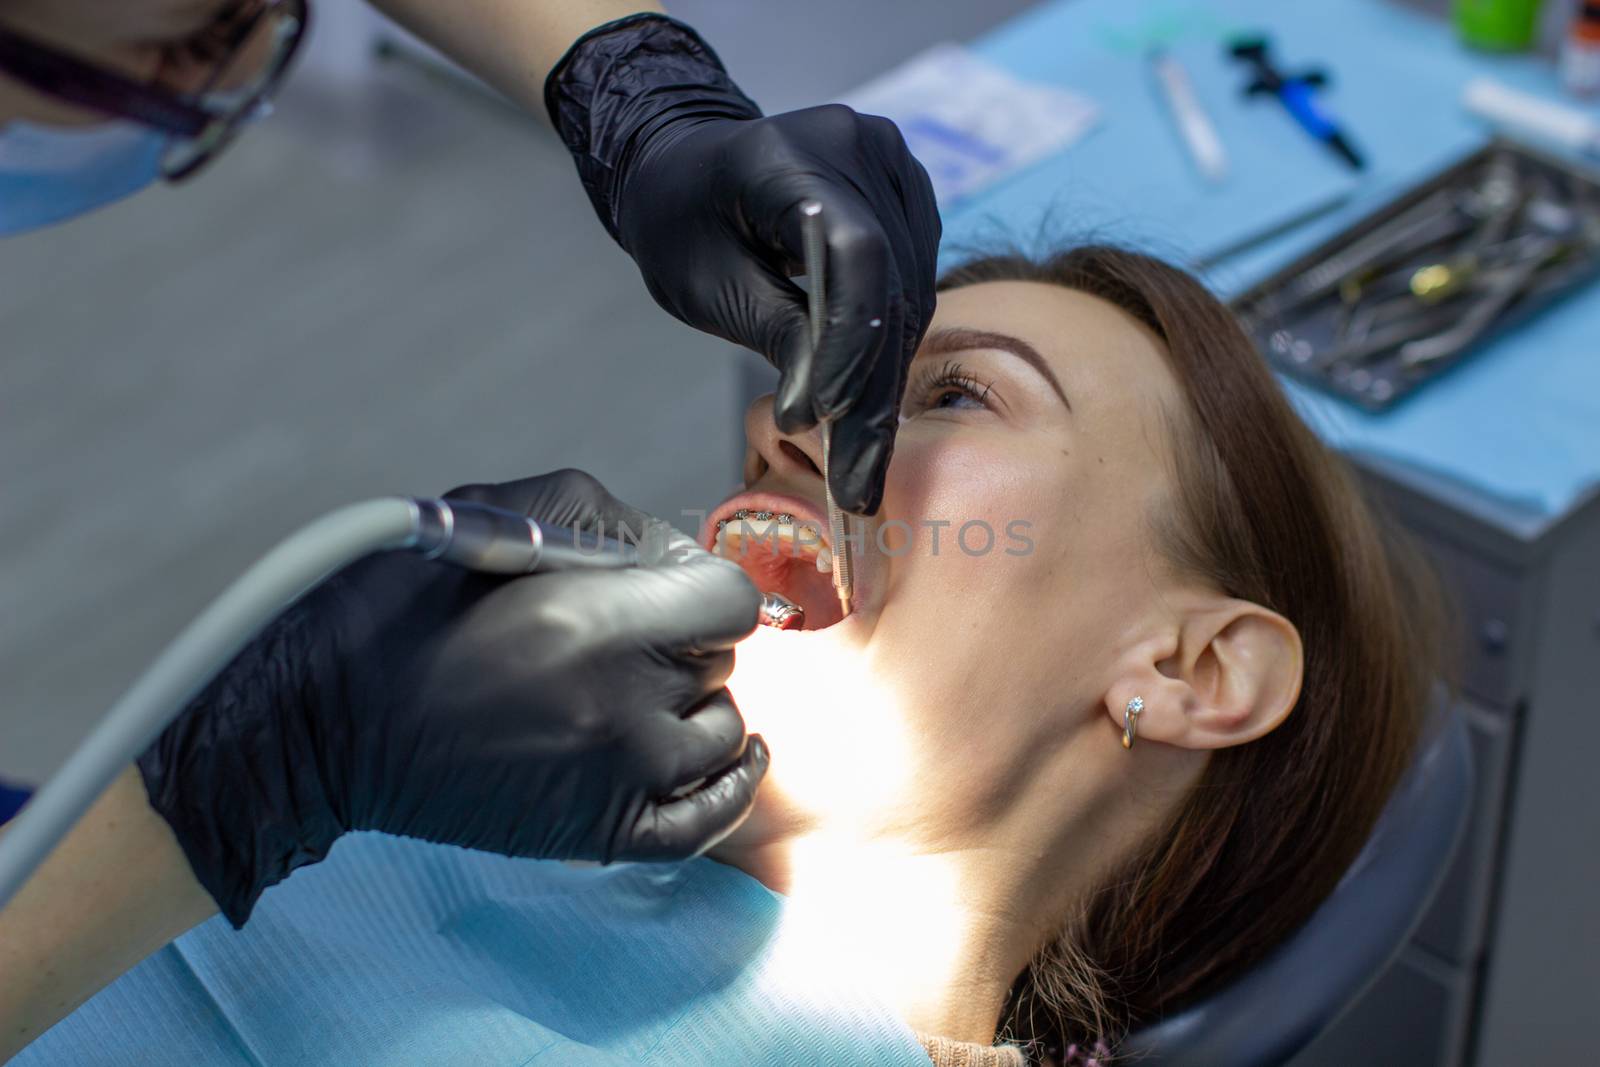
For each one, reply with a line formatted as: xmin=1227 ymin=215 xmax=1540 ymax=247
xmin=917 ymin=1031 xmax=1030 ymax=1066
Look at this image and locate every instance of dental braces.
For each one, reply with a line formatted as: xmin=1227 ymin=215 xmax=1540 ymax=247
xmin=716 ymin=508 xmax=803 ymax=529
xmin=714 ymin=508 xmax=834 ymax=575
xmin=715 ymin=509 xmax=827 ymax=544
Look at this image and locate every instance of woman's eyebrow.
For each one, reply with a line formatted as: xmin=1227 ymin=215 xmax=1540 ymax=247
xmin=920 ymin=326 xmax=1072 ymax=412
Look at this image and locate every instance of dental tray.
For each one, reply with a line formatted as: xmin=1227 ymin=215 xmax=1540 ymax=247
xmin=1231 ymin=139 xmax=1600 ymax=412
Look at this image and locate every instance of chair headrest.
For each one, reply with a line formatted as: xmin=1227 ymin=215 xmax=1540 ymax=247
xmin=1118 ymin=703 xmax=1474 ymax=1067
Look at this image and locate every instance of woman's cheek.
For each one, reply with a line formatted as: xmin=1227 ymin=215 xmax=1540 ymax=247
xmin=884 ymin=434 xmax=1046 ymax=548
xmin=872 ymin=437 xmax=1051 ymax=617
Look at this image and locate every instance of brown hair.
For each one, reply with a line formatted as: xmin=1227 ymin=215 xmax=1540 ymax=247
xmin=937 ymin=247 xmax=1444 ymax=1060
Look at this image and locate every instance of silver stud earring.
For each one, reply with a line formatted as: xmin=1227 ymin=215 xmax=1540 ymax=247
xmin=1122 ymin=696 xmax=1145 ymax=750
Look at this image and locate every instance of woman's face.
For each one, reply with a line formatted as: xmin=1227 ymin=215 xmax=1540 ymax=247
xmin=708 ymin=281 xmax=1189 ymax=849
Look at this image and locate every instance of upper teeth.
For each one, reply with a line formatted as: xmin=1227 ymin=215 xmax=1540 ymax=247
xmin=714 ymin=509 xmax=833 ymax=573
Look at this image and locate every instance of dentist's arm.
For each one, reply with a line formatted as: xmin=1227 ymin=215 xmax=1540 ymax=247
xmin=368 ymin=0 xmax=661 ymax=113
xmin=0 ymin=769 xmax=216 ymax=1061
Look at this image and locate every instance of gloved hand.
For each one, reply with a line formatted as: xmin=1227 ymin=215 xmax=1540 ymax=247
xmin=545 ymin=14 xmax=941 ymax=516
xmin=137 ymin=469 xmax=767 ymax=928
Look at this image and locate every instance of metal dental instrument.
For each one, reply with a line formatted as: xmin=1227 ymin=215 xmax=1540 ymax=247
xmin=1191 ymin=187 xmax=1352 ymax=271
xmin=1271 ymin=189 xmax=1466 ymax=311
xmin=758 ymin=591 xmax=806 ymax=630
xmin=1316 ymin=304 xmax=1461 ymax=369
xmin=1399 ymin=237 xmax=1563 ymax=367
xmin=1271 ymin=161 xmax=1527 ymax=329
xmin=800 ymin=200 xmax=853 ymax=619
xmin=1234 ymin=141 xmax=1600 ymax=410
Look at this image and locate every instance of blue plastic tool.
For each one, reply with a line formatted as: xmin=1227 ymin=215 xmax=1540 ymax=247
xmin=1229 ymin=35 xmax=1366 ymax=170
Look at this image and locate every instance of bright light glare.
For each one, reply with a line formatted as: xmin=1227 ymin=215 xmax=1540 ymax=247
xmin=726 ymin=626 xmax=919 ymax=820
xmin=725 ymin=626 xmax=977 ymax=1028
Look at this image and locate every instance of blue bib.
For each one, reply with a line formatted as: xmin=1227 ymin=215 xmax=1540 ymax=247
xmin=17 ymin=834 xmax=929 ymax=1065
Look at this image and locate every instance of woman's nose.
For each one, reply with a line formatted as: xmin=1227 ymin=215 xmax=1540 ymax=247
xmin=743 ymin=394 xmax=825 ymax=488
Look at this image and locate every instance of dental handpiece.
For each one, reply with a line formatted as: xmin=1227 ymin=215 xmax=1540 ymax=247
xmin=0 ymin=496 xmax=638 ymax=911
xmin=406 ymin=498 xmax=640 ymax=573
xmin=799 ymin=200 xmax=853 ymax=618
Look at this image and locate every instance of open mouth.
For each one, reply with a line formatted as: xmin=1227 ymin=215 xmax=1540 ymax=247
xmin=705 ymin=493 xmax=848 ymax=631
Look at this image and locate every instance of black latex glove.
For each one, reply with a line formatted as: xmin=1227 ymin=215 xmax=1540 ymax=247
xmin=545 ymin=14 xmax=942 ymax=516
xmin=138 ymin=470 xmax=767 ymax=927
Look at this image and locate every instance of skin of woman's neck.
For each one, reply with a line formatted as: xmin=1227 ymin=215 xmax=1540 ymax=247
xmin=712 ymin=717 xmax=1197 ymax=1046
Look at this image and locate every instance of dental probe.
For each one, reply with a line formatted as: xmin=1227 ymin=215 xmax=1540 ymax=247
xmin=0 ymin=497 xmax=637 ymax=911
xmin=799 ymin=200 xmax=853 ymax=619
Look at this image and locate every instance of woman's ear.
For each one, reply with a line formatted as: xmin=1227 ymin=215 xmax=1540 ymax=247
xmin=1108 ymin=599 xmax=1302 ymax=751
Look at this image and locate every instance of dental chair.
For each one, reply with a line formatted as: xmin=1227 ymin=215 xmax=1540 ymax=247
xmin=1120 ymin=704 xmax=1474 ymax=1067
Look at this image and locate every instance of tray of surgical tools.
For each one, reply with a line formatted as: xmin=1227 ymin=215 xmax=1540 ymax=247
xmin=1231 ymin=139 xmax=1600 ymax=411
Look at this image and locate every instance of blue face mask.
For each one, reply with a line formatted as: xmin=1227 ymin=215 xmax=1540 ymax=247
xmin=0 ymin=119 xmax=167 ymax=236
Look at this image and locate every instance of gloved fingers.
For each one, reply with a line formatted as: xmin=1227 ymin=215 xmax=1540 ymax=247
xmin=644 ymin=645 xmax=737 ymax=710
xmin=618 ymin=730 xmax=770 ymax=862
xmin=444 ymin=469 xmax=652 ymax=540
xmin=634 ymin=517 xmax=709 ymax=568
xmin=495 ymin=552 xmax=754 ymax=660
xmin=822 ymin=309 xmax=905 ymax=515
xmin=860 ymin=111 xmax=943 ymax=309
xmin=768 ymin=299 xmax=820 ymax=435
xmin=834 ymin=116 xmax=939 ymax=478
xmin=636 ymin=685 xmax=746 ymax=794
xmin=811 ymin=200 xmax=898 ymax=419
xmin=827 ymin=421 xmax=896 ymax=518
xmin=856 ymin=112 xmax=942 ymax=338
xmin=764 ymin=188 xmax=895 ymax=433
xmin=615 ymin=555 xmax=761 ymax=654
xmin=714 ymin=252 xmax=817 ymax=391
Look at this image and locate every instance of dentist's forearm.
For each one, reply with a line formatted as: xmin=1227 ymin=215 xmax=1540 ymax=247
xmin=0 ymin=768 xmax=215 ymax=1061
xmin=367 ymin=0 xmax=666 ymax=116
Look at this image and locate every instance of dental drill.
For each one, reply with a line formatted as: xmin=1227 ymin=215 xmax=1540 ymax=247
xmin=799 ymin=200 xmax=854 ymax=619
xmin=0 ymin=497 xmax=637 ymax=912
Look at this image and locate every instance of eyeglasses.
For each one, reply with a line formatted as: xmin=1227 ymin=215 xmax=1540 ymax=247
xmin=0 ymin=0 xmax=309 ymax=182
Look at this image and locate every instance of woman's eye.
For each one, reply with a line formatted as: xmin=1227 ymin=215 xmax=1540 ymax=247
xmin=929 ymin=386 xmax=986 ymax=410
xmin=904 ymin=360 xmax=995 ymax=417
